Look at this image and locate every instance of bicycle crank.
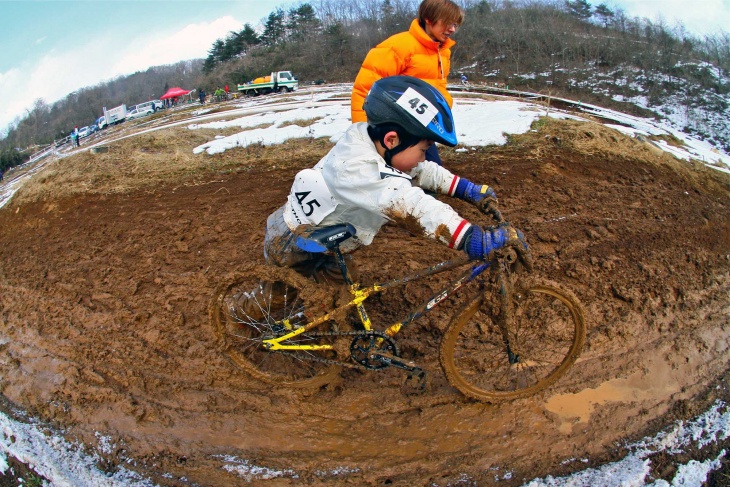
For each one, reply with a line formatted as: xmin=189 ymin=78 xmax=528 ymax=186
xmin=349 ymin=332 xmax=425 ymax=377
xmin=350 ymin=332 xmax=399 ymax=370
xmin=369 ymin=351 xmax=422 ymax=375
xmin=369 ymin=350 xmax=428 ymax=394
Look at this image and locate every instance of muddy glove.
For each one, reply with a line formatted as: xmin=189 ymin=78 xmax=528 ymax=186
xmin=462 ymin=224 xmax=532 ymax=269
xmin=453 ymin=178 xmax=498 ymax=212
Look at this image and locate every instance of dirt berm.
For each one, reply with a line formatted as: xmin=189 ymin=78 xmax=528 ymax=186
xmin=0 ymin=118 xmax=729 ymax=486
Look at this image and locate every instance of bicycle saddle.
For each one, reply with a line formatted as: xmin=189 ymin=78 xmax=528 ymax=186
xmin=295 ymin=223 xmax=357 ymax=253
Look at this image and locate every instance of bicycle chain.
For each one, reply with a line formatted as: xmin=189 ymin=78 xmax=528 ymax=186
xmin=276 ymin=329 xmax=395 ymax=370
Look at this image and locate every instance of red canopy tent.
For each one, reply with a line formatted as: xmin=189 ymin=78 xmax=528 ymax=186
xmin=160 ymin=87 xmax=191 ymax=100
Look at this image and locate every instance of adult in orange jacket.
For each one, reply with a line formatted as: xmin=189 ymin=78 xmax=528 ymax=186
xmin=351 ymin=0 xmax=464 ymax=164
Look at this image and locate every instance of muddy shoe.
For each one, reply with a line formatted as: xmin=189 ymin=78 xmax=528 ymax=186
xmin=309 ymin=255 xmax=358 ymax=287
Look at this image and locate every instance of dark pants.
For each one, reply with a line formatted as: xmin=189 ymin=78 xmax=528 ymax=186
xmin=264 ymin=207 xmax=356 ymax=286
xmin=426 ymin=144 xmax=442 ymax=165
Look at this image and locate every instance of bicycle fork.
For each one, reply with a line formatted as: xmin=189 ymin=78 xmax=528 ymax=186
xmin=495 ymin=263 xmax=520 ymax=365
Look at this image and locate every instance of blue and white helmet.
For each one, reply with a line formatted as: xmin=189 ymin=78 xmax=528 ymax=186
xmin=363 ymin=76 xmax=458 ymax=147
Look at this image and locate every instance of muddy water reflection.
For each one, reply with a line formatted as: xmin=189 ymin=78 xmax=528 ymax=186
xmin=545 ymin=364 xmax=680 ymax=434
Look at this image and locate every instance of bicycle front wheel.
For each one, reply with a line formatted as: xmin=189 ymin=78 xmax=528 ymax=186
xmin=440 ymin=277 xmax=585 ymax=402
xmin=210 ymin=265 xmax=341 ymax=388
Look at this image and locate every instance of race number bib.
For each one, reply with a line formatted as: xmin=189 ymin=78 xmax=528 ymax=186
xmin=395 ymin=87 xmax=438 ymax=127
xmin=288 ymin=169 xmax=337 ymax=225
xmin=378 ymin=159 xmax=412 ymax=180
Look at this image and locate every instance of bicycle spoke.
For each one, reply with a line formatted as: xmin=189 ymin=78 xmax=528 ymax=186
xmin=211 ymin=266 xmax=341 ymax=388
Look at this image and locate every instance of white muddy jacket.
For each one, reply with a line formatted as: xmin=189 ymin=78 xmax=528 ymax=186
xmin=283 ymin=123 xmax=472 ymax=253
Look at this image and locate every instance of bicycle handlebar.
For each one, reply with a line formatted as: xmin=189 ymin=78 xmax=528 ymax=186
xmin=474 ymin=201 xmax=528 ymax=271
xmin=478 ymin=200 xmax=504 ymax=225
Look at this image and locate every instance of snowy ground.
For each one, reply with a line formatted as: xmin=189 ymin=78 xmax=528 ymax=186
xmin=0 ymin=395 xmax=727 ymax=486
xmin=1 ymin=84 xmax=729 ymax=485
xmin=2 ymin=84 xmax=728 ymax=210
xmin=188 ymin=84 xmax=730 ymax=175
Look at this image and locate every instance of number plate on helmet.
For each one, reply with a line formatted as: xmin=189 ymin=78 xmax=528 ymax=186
xmin=396 ymin=87 xmax=438 ymax=127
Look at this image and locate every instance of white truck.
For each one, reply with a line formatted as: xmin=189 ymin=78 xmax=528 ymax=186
xmin=132 ymin=99 xmax=164 ymax=113
xmin=102 ymin=104 xmax=128 ymax=126
xmin=237 ymin=71 xmax=298 ymax=96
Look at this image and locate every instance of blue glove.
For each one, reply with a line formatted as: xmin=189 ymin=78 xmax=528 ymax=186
xmin=463 ymin=224 xmax=532 ymax=268
xmin=453 ymin=178 xmax=498 ymax=211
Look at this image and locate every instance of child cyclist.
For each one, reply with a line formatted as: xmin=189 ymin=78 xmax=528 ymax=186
xmin=230 ymin=76 xmax=530 ymax=316
xmin=256 ymin=76 xmax=531 ymax=292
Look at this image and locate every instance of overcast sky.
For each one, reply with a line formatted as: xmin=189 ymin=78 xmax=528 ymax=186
xmin=0 ymin=0 xmax=728 ymax=137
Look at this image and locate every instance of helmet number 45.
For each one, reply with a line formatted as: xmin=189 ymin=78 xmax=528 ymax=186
xmin=396 ymin=87 xmax=438 ymax=127
xmin=409 ymin=98 xmax=428 ymax=114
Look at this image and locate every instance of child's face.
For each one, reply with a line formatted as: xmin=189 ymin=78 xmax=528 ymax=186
xmin=390 ymin=139 xmax=434 ymax=172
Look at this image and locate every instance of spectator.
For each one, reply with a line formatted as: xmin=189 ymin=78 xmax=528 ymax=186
xmin=214 ymin=87 xmax=225 ymax=102
xmin=70 ymin=127 xmax=79 ymax=148
xmin=351 ymin=0 xmax=464 ymax=166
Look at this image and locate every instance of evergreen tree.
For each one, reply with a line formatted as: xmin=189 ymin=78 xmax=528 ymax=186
xmin=380 ymin=0 xmax=397 ymax=35
xmin=239 ymin=24 xmax=261 ymax=49
xmin=261 ymin=9 xmax=286 ymax=46
xmin=224 ymin=24 xmax=260 ymax=59
xmin=594 ymin=3 xmax=614 ymax=28
xmin=203 ymin=39 xmax=226 ymax=73
xmin=566 ymin=0 xmax=592 ymax=19
xmin=287 ymin=4 xmax=320 ymax=41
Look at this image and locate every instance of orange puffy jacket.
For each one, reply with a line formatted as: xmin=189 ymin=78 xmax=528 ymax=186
xmin=351 ymin=19 xmax=456 ymax=123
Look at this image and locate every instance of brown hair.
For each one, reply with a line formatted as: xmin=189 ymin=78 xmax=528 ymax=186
xmin=418 ymin=0 xmax=465 ymax=27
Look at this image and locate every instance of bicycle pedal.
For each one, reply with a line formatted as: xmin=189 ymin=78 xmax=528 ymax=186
xmin=402 ymin=369 xmax=428 ymax=395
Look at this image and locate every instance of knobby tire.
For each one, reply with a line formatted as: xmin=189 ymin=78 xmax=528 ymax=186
xmin=210 ymin=265 xmax=340 ymax=388
xmin=440 ymin=276 xmax=585 ymax=402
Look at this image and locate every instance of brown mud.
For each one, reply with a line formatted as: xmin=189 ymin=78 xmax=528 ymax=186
xmin=0 ymin=119 xmax=729 ymax=486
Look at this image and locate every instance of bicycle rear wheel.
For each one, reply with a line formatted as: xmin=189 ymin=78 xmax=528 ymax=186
xmin=440 ymin=277 xmax=585 ymax=402
xmin=210 ymin=265 xmax=340 ymax=388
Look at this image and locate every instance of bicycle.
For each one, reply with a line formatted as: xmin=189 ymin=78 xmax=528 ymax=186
xmin=210 ymin=207 xmax=586 ymax=402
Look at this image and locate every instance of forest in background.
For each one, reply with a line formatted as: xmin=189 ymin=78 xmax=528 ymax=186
xmin=2 ymin=0 xmax=729 ymax=165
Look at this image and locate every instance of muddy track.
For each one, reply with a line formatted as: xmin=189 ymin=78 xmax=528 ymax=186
xmin=0 ymin=130 xmax=729 ymax=486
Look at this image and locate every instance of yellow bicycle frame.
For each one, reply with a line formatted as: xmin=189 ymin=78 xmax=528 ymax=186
xmin=262 ymin=284 xmax=383 ymax=351
xmin=261 ymin=254 xmax=475 ymax=352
